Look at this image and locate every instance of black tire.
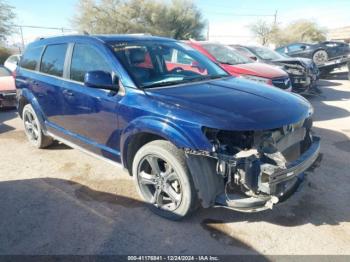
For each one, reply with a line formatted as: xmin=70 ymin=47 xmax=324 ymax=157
xmin=312 ymin=49 xmax=328 ymax=65
xmin=22 ymin=104 xmax=53 ymax=148
xmin=132 ymin=140 xmax=198 ymax=220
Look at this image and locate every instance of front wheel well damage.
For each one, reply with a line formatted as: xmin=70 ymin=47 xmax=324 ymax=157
xmin=125 ymin=132 xmax=165 ymax=175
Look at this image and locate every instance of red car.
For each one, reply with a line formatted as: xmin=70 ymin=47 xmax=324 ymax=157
xmin=0 ymin=66 xmax=16 ymax=108
xmin=185 ymin=41 xmax=292 ymax=92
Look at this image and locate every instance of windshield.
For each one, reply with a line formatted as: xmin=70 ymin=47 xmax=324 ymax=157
xmin=108 ymin=40 xmax=229 ymax=88
xmin=202 ymin=43 xmax=253 ymax=65
xmin=249 ymin=46 xmax=288 ymax=60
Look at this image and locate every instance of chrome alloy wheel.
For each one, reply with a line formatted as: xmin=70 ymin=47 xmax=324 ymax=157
xmin=23 ymin=109 xmax=39 ymax=142
xmin=313 ymin=50 xmax=328 ymax=65
xmin=137 ymin=155 xmax=182 ymax=211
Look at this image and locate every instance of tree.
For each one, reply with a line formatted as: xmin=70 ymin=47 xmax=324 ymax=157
xmin=279 ymin=20 xmax=326 ymax=45
xmin=0 ymin=0 xmax=16 ymax=41
xmin=249 ymin=20 xmax=279 ymax=46
xmin=73 ymin=0 xmax=206 ymax=39
xmin=251 ymin=19 xmax=327 ymax=46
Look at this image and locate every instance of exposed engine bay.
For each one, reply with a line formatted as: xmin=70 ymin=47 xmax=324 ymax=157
xmin=185 ymin=117 xmax=320 ymax=212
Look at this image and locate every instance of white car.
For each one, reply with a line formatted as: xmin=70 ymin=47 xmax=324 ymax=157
xmin=4 ymin=54 xmax=21 ymax=72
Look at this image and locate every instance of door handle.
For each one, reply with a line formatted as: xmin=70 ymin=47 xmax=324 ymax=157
xmin=62 ymin=89 xmax=74 ymax=97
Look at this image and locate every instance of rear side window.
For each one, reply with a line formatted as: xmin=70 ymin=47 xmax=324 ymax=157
xmin=40 ymin=44 xmax=68 ymax=77
xmin=20 ymin=46 xmax=43 ymax=70
xmin=70 ymin=44 xmax=111 ymax=82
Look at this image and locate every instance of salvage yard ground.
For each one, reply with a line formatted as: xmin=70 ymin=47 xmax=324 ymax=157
xmin=0 ymin=70 xmax=349 ymax=256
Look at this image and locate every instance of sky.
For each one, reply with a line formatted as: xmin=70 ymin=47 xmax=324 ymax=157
xmin=7 ymin=0 xmax=350 ymax=47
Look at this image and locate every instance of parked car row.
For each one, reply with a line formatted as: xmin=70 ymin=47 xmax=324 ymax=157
xmin=233 ymin=45 xmax=319 ymax=93
xmin=186 ymin=41 xmax=292 ymax=92
xmin=13 ymin=34 xmax=321 ymax=220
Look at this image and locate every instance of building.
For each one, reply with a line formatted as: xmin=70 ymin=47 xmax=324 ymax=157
xmin=328 ymin=26 xmax=350 ymax=43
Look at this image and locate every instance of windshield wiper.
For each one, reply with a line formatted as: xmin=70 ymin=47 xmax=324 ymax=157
xmin=141 ymin=75 xmax=228 ymax=89
xmin=184 ymin=74 xmax=227 ymax=82
xmin=141 ymin=79 xmax=188 ymax=89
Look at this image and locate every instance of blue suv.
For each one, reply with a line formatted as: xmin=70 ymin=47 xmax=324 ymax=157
xmin=16 ymin=35 xmax=320 ymax=220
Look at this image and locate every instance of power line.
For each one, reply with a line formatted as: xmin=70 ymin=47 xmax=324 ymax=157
xmin=206 ymin=12 xmax=275 ymax=17
xmin=11 ymin=25 xmax=75 ymax=50
xmin=13 ymin=25 xmax=74 ymax=31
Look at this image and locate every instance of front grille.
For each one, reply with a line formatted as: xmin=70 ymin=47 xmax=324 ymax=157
xmin=272 ymin=77 xmax=292 ymax=90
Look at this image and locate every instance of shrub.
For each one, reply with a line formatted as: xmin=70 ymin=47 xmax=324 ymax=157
xmin=0 ymin=46 xmax=12 ymax=64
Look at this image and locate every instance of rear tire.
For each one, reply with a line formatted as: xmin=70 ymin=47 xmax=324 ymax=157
xmin=22 ymin=104 xmax=53 ymax=149
xmin=132 ymin=140 xmax=198 ymax=220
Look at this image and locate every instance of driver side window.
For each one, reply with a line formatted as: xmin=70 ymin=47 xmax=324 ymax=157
xmin=288 ymin=44 xmax=305 ymax=52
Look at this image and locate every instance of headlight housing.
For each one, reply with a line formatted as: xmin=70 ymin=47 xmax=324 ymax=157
xmin=239 ymin=75 xmax=271 ymax=85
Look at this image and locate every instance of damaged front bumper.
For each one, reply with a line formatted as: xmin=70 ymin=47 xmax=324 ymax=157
xmin=185 ymin=121 xmax=321 ymax=213
xmin=214 ymin=136 xmax=320 ymax=212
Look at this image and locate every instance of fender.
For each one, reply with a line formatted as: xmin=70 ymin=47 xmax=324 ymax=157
xmin=120 ymin=115 xmax=200 ymax=166
xmin=17 ymin=88 xmax=48 ymax=134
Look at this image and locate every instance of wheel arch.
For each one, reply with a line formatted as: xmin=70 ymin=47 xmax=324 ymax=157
xmin=120 ymin=116 xmax=198 ymax=175
xmin=17 ymin=89 xmax=47 ymax=132
xmin=312 ymin=48 xmax=328 ymax=57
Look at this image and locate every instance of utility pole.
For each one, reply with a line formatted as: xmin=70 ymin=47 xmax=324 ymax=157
xmin=19 ymin=26 xmax=25 ymax=52
xmin=207 ymin=21 xmax=210 ymax=41
xmin=274 ymin=10 xmax=278 ymax=25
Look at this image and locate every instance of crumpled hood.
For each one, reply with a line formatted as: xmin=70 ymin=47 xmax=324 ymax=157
xmin=221 ymin=62 xmax=288 ymax=79
xmin=273 ymin=57 xmax=314 ymax=68
xmin=145 ymin=77 xmax=312 ymax=131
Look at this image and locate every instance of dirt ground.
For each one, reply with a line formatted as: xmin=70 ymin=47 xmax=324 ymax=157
xmin=0 ymin=70 xmax=349 ymax=256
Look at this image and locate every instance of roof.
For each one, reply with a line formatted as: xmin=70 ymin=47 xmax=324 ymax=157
xmin=27 ymin=34 xmax=176 ymax=48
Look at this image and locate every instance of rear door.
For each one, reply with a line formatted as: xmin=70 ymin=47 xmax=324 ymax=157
xmin=57 ymin=43 xmax=121 ymax=161
xmin=34 ymin=44 xmax=68 ymax=125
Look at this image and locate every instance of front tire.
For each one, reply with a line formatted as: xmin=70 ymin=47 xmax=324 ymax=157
xmin=22 ymin=104 xmax=53 ymax=148
xmin=132 ymin=140 xmax=198 ymax=220
xmin=312 ymin=50 xmax=328 ymax=65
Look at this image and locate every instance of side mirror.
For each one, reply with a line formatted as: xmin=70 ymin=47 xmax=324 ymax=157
xmin=84 ymin=71 xmax=118 ymax=91
xmin=300 ymin=45 xmax=306 ymax=50
xmin=249 ymin=55 xmax=258 ymax=61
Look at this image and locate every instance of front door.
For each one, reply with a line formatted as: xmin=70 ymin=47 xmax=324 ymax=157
xmin=57 ymin=43 xmax=122 ymax=161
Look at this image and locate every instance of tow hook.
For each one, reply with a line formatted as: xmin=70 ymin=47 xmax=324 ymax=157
xmin=265 ymin=196 xmax=279 ymax=209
